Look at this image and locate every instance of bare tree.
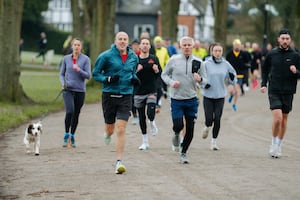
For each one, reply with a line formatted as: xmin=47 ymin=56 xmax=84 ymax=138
xmin=213 ymin=0 xmax=228 ymax=50
xmin=86 ymin=0 xmax=115 ymax=64
xmin=71 ymin=0 xmax=85 ymax=39
xmin=160 ymin=0 xmax=180 ymax=42
xmin=0 ymin=0 xmax=29 ymax=102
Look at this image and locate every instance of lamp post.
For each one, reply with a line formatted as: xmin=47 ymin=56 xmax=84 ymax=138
xmin=262 ymin=0 xmax=269 ymax=51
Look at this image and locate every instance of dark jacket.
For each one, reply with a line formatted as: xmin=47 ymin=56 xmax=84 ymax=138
xmin=226 ymin=50 xmax=250 ymax=75
xmin=261 ymin=47 xmax=300 ymax=94
xmin=92 ymin=44 xmax=139 ymax=95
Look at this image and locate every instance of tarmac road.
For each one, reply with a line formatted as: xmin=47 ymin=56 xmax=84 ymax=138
xmin=1 ymin=87 xmax=300 ymax=200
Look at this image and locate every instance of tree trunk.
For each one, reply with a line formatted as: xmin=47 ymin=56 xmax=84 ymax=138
xmin=71 ymin=0 xmax=85 ymax=39
xmin=0 ymin=0 xmax=29 ymax=102
xmin=160 ymin=0 xmax=180 ymax=42
xmin=88 ymin=0 xmax=115 ymax=64
xmin=294 ymin=0 xmax=300 ymax=48
xmin=213 ymin=0 xmax=228 ymax=52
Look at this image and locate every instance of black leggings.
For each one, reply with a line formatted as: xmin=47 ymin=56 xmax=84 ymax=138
xmin=63 ymin=90 xmax=85 ymax=134
xmin=203 ymin=97 xmax=224 ymax=139
xmin=137 ymin=103 xmax=156 ymax=134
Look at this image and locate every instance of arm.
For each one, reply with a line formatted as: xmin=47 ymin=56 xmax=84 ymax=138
xmin=92 ymin=54 xmax=107 ymax=83
xmin=261 ymin=53 xmax=271 ymax=87
xmin=78 ymin=56 xmax=91 ymax=80
xmin=161 ymin=58 xmax=175 ymax=87
xmin=59 ymin=57 xmax=66 ymax=88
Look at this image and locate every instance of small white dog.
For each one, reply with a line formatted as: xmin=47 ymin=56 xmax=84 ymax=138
xmin=24 ymin=122 xmax=42 ymax=156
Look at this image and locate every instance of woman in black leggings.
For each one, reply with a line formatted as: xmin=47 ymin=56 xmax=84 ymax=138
xmin=201 ymin=43 xmax=237 ymax=150
xmin=59 ymin=38 xmax=91 ymax=147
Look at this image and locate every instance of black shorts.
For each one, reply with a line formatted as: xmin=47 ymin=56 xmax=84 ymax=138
xmin=102 ymin=93 xmax=132 ymax=124
xmin=268 ymin=93 xmax=294 ymax=113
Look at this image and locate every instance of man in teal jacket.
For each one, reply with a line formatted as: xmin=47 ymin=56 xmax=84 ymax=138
xmin=93 ymin=31 xmax=139 ymax=174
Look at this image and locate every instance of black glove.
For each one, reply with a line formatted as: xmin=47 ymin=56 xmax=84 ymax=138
xmin=228 ymin=72 xmax=235 ymax=81
xmin=106 ymin=75 xmax=120 ymax=83
xmin=131 ymin=77 xmax=141 ymax=86
xmin=205 ymin=84 xmax=211 ymax=89
xmin=192 ymin=60 xmax=201 ymax=73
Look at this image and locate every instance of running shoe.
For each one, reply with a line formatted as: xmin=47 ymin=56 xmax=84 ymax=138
xmin=172 ymin=133 xmax=180 ymax=152
xmin=180 ymin=153 xmax=189 ymax=164
xmin=149 ymin=121 xmax=158 ymax=136
xmin=228 ymin=95 xmax=233 ymax=103
xmin=115 ymin=160 xmax=126 ymax=174
xmin=103 ymin=133 xmax=111 ymax=145
xmin=70 ymin=134 xmax=76 ymax=148
xmin=269 ymin=144 xmax=279 ymax=158
xmin=232 ymin=104 xmax=237 ymax=112
xmin=131 ymin=117 xmax=139 ymax=125
xmin=63 ymin=132 xmax=70 ymax=147
xmin=138 ymin=143 xmax=150 ymax=150
xmin=210 ymin=143 xmax=220 ymax=151
xmin=202 ymin=126 xmax=211 ymax=139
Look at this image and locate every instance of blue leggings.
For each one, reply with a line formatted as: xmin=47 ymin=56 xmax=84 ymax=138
xmin=63 ymin=90 xmax=85 ymax=134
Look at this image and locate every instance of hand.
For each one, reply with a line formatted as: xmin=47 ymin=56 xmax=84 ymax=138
xmin=193 ymin=73 xmax=202 ymax=82
xmin=106 ymin=75 xmax=120 ymax=83
xmin=73 ymin=64 xmax=80 ymax=72
xmin=131 ymin=77 xmax=141 ymax=86
xmin=260 ymin=86 xmax=267 ymax=93
xmin=172 ymin=81 xmax=180 ymax=88
xmin=137 ymin=64 xmax=143 ymax=72
xmin=228 ymin=72 xmax=235 ymax=81
xmin=152 ymin=64 xmax=159 ymax=73
xmin=290 ymin=65 xmax=297 ymax=74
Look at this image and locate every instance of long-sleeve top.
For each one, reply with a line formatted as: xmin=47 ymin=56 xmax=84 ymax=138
xmin=92 ymin=44 xmax=139 ymax=95
xmin=261 ymin=47 xmax=300 ymax=94
xmin=201 ymin=56 xmax=237 ymax=99
xmin=59 ymin=53 xmax=91 ymax=92
xmin=161 ymin=54 xmax=207 ymax=100
xmin=226 ymin=50 xmax=250 ymax=76
xmin=155 ymin=47 xmax=169 ymax=70
xmin=135 ymin=54 xmax=162 ymax=95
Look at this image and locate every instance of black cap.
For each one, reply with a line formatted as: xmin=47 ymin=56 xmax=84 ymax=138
xmin=278 ymin=28 xmax=291 ymax=36
xmin=131 ymin=39 xmax=140 ymax=45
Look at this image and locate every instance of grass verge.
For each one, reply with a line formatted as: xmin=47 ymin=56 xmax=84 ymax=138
xmin=0 ymin=68 xmax=101 ymax=134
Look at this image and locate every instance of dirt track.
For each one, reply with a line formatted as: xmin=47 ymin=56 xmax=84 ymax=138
xmin=1 ymin=87 xmax=300 ymax=200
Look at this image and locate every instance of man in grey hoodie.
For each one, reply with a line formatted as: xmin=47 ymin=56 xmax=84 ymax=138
xmin=161 ymin=36 xmax=207 ymax=164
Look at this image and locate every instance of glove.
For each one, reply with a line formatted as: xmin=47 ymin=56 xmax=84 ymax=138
xmin=106 ymin=75 xmax=120 ymax=83
xmin=204 ymin=84 xmax=211 ymax=89
xmin=131 ymin=77 xmax=141 ymax=86
xmin=192 ymin=60 xmax=201 ymax=73
xmin=228 ymin=72 xmax=235 ymax=81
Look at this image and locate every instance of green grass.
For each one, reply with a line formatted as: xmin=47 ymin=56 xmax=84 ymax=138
xmin=0 ymin=67 xmax=101 ymax=134
xmin=21 ymin=51 xmax=63 ymax=66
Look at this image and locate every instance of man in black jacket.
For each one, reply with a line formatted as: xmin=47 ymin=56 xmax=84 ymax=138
xmin=260 ymin=28 xmax=300 ymax=158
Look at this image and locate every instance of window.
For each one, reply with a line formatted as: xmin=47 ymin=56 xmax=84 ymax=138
xmin=133 ymin=24 xmax=154 ymax=39
xmin=177 ymin=25 xmax=189 ymax=40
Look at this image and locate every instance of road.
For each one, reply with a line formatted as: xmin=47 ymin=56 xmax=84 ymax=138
xmin=1 ymin=87 xmax=300 ymax=200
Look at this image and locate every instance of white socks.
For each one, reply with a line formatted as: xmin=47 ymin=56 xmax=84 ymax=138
xmin=142 ymin=134 xmax=149 ymax=144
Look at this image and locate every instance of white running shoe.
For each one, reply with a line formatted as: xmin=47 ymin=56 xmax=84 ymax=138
xmin=131 ymin=117 xmax=139 ymax=125
xmin=149 ymin=121 xmax=158 ymax=136
xmin=210 ymin=143 xmax=220 ymax=151
xmin=138 ymin=143 xmax=149 ymax=150
xmin=115 ymin=160 xmax=126 ymax=174
xmin=269 ymin=144 xmax=279 ymax=158
xmin=180 ymin=153 xmax=189 ymax=164
xmin=202 ymin=126 xmax=211 ymax=139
